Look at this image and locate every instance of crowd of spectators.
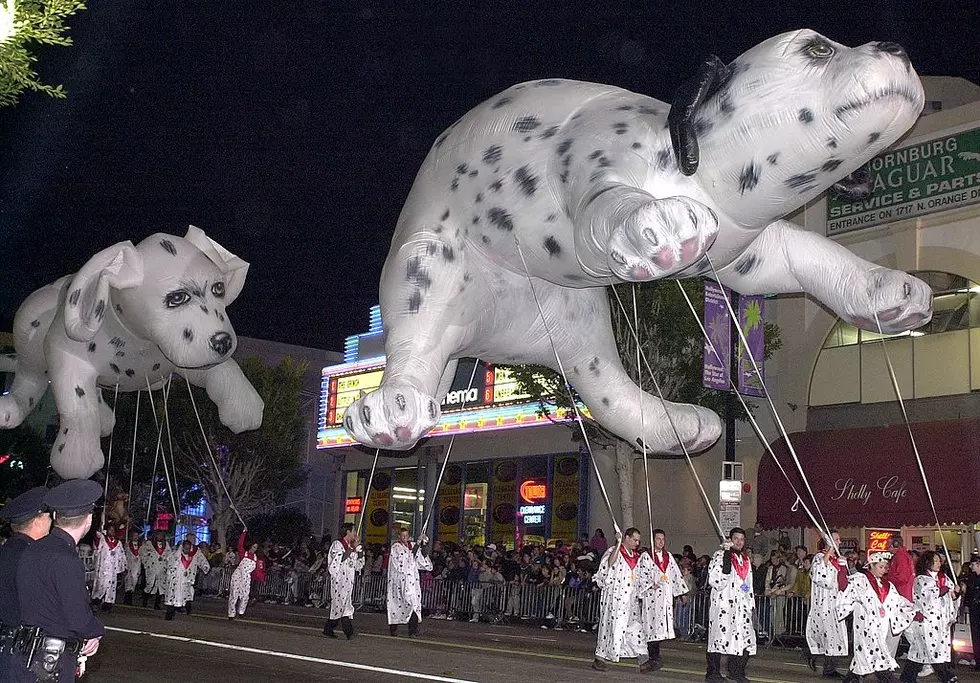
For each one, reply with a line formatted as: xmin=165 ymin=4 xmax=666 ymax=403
xmin=166 ymin=525 xmax=975 ymax=647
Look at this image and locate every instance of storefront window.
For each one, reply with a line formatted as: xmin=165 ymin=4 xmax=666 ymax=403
xmin=391 ymin=467 xmax=424 ymax=537
xmin=463 ymin=462 xmax=489 ymax=546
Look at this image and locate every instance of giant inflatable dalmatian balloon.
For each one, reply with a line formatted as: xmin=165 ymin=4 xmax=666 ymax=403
xmin=0 ymin=226 xmax=264 ymax=479
xmin=345 ymin=30 xmax=932 ymax=455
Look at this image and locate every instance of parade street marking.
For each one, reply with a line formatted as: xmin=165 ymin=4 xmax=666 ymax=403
xmin=165 ymin=614 xmax=810 ymax=683
xmin=480 ymin=632 xmax=557 ymax=642
xmin=105 ymin=626 xmax=478 ymax=683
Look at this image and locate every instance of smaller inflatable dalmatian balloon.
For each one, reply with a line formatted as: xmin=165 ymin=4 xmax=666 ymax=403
xmin=0 ymin=226 xmax=264 ymax=480
xmin=344 ymin=29 xmax=932 ymax=457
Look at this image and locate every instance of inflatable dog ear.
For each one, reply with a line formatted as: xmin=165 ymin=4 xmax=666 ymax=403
xmin=63 ymin=242 xmax=144 ymax=342
xmin=183 ymin=225 xmax=250 ymax=305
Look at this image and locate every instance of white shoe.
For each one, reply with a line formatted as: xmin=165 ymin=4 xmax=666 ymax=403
xmin=469 ymin=617 xmax=478 ymax=623
xmin=920 ymin=665 xmax=934 ymax=677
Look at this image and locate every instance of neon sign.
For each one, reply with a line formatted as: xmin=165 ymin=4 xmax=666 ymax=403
xmin=345 ymin=497 xmax=363 ymax=514
xmin=519 ymin=504 xmax=546 ymax=525
xmin=520 ymin=480 xmax=547 ymax=504
xmin=867 ymin=529 xmax=893 ymax=552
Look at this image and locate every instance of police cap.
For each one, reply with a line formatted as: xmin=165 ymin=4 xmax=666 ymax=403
xmin=1 ymin=486 xmax=49 ymax=525
xmin=44 ymin=479 xmax=103 ymax=517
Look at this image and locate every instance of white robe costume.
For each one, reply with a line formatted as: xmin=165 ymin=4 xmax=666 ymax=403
xmin=140 ymin=540 xmax=171 ymax=595
xmin=91 ymin=531 xmax=126 ymax=603
xmin=386 ymin=541 xmax=434 ymax=625
xmin=906 ymin=572 xmax=960 ymax=665
xmin=164 ymin=545 xmax=211 ymax=608
xmin=593 ymin=546 xmax=654 ymax=662
xmin=805 ymin=551 xmax=849 ymax=657
xmin=641 ymin=548 xmax=689 ymax=643
xmin=328 ymin=539 xmax=364 ymax=620
xmin=837 ymin=573 xmax=914 ymax=676
xmin=228 ymin=532 xmax=257 ymax=618
xmin=123 ymin=539 xmax=143 ymax=592
xmin=708 ymin=549 xmax=757 ymax=656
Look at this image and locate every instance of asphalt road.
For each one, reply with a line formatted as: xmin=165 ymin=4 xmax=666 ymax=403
xmin=76 ymin=598 xmax=979 ymax=683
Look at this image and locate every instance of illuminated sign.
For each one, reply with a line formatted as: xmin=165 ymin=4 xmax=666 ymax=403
xmin=345 ymin=497 xmax=362 ymax=514
xmin=520 ymin=480 xmax=547 ymax=504
xmin=519 ymin=504 xmax=547 ymax=525
xmin=317 ymin=356 xmax=586 ymax=448
xmin=867 ymin=529 xmax=895 ymax=552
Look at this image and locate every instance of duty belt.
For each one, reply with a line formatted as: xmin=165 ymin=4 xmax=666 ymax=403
xmin=14 ymin=627 xmax=83 ymax=682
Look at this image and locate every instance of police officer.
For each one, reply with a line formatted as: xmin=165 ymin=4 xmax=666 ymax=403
xmin=0 ymin=487 xmax=51 ymax=679
xmin=13 ymin=480 xmax=105 ymax=682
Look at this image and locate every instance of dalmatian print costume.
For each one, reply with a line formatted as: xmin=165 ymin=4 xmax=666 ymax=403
xmin=837 ymin=571 xmax=914 ymax=677
xmin=0 ymin=226 xmax=263 ymax=480
xmin=707 ymin=548 xmax=756 ymax=656
xmin=91 ymin=530 xmax=126 ymax=604
xmin=327 ymin=539 xmax=364 ymax=621
xmin=906 ymin=571 xmax=961 ymax=667
xmin=345 ymin=30 xmax=931 ymax=460
xmin=386 ymin=541 xmax=434 ymax=627
xmin=593 ymin=546 xmax=654 ymax=663
xmin=228 ymin=531 xmax=257 ymax=618
xmin=164 ymin=544 xmax=210 ymax=610
xmin=641 ymin=548 xmax=688 ymax=643
xmin=123 ymin=537 xmax=143 ymax=592
xmin=139 ymin=539 xmax=170 ymax=596
xmin=806 ymin=551 xmax=850 ymax=657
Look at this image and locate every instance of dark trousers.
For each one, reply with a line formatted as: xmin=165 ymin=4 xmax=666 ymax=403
xmin=647 ymin=640 xmax=661 ymax=662
xmin=390 ymin=613 xmax=420 ymax=636
xmin=971 ymin=608 xmax=980 ymax=669
xmin=901 ymin=660 xmax=955 ymax=683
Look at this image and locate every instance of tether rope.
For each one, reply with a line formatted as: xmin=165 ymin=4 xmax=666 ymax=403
xmin=144 ymin=376 xmax=179 ymax=519
xmin=419 ymin=359 xmax=482 ymax=541
xmin=703 ymin=256 xmax=836 ymax=543
xmin=609 ymin=284 xmax=725 ymax=541
xmin=355 ymin=448 xmax=380 ymax=538
xmin=183 ymin=376 xmax=246 ymax=529
xmin=100 ymin=383 xmax=120 ymax=525
xmin=632 ymin=285 xmax=656 ymax=547
xmin=871 ymin=307 xmax=954 ymax=570
xmin=513 ymin=238 xmax=621 ymax=537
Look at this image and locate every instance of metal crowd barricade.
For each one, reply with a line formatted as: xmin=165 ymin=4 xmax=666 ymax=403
xmin=179 ymin=566 xmax=825 ymax=648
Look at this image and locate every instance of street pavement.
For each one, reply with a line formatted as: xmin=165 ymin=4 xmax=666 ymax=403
xmin=80 ymin=598 xmax=980 ymax=682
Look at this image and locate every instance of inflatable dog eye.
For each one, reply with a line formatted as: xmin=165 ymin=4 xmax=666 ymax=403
xmin=343 ymin=29 xmax=932 ymax=458
xmin=0 ymin=225 xmax=264 ymax=480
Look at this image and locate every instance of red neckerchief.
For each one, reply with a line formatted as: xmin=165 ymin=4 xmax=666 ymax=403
xmin=400 ymin=540 xmax=412 ymax=550
xmin=153 ymin=541 xmax=167 ymax=557
xmin=731 ymin=551 xmax=749 ymax=580
xmin=180 ymin=546 xmax=197 ymax=570
xmin=827 ymin=553 xmax=842 ymax=571
xmin=245 ymin=552 xmax=255 ymax=561
xmin=619 ymin=545 xmax=639 ymax=570
xmin=935 ymin=571 xmax=948 ymax=591
xmin=870 ymin=575 xmax=891 ymax=604
xmin=651 ymin=548 xmax=670 ymax=574
xmin=340 ymin=538 xmax=350 ymax=552
xmin=104 ymin=535 xmax=119 ymax=550
xmin=128 ymin=541 xmax=140 ymax=556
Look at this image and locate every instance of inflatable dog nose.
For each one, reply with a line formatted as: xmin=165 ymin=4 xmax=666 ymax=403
xmin=209 ymin=331 xmax=233 ymax=356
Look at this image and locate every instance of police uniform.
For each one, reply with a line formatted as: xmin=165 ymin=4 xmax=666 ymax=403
xmin=0 ymin=487 xmax=49 ymax=680
xmin=13 ymin=480 xmax=105 ymax=683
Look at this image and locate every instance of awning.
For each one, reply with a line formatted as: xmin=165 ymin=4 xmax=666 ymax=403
xmin=757 ymin=416 xmax=980 ymax=529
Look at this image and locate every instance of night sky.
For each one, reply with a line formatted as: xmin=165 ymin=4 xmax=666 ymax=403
xmin=1 ymin=2 xmax=978 ymax=351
